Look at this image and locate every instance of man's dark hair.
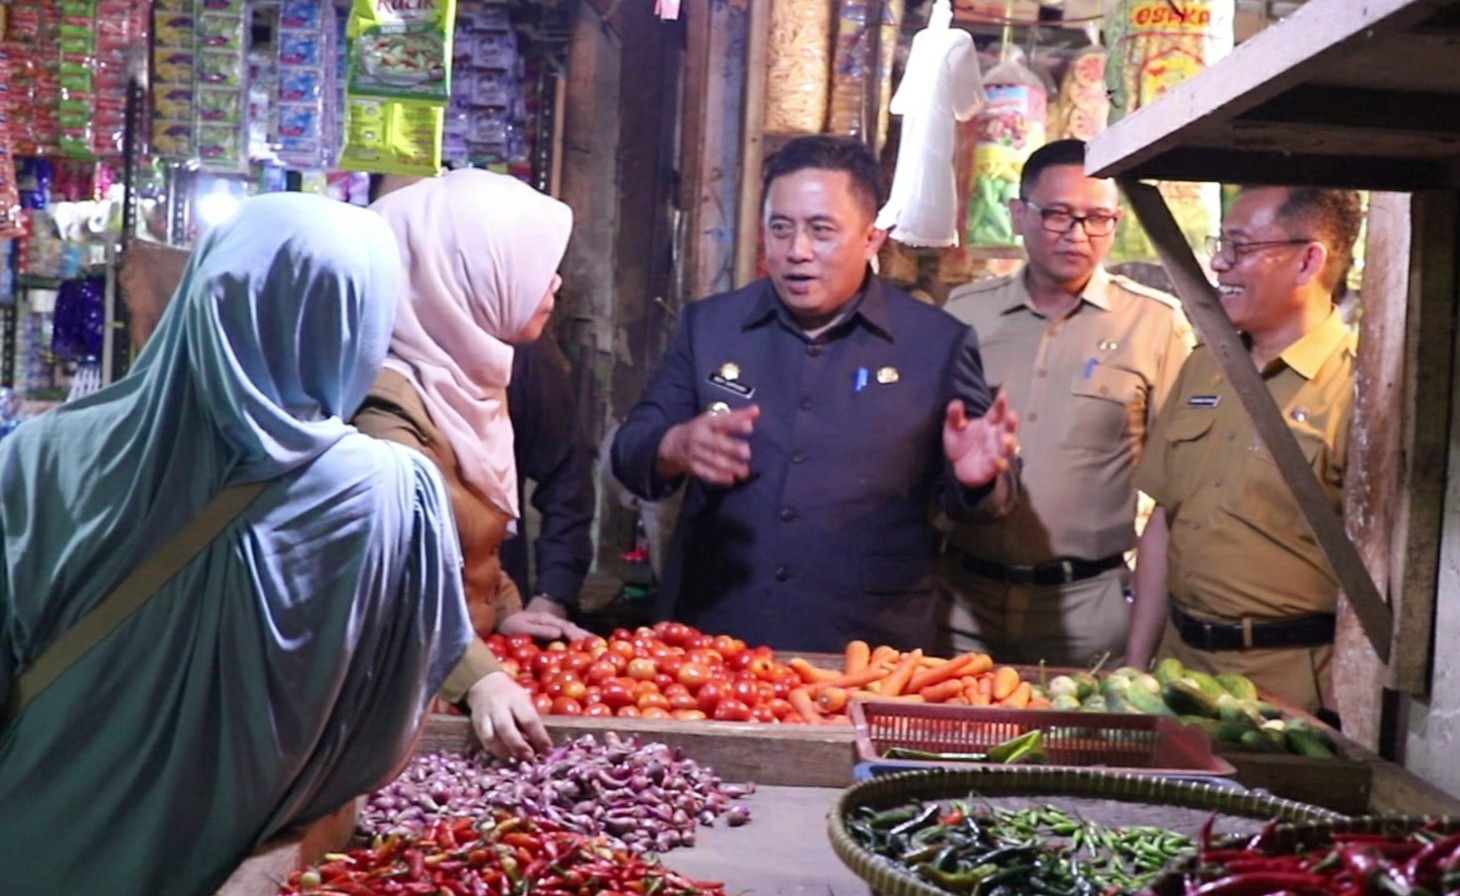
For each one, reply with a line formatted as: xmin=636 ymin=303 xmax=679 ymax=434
xmin=762 ymin=135 xmax=883 ymax=219
xmin=1271 ymin=187 xmax=1364 ymax=295
xmin=1019 ymin=139 xmax=1089 ymax=199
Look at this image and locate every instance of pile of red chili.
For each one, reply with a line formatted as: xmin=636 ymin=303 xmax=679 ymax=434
xmin=276 ymin=812 xmax=727 ymax=896
xmin=1176 ymin=823 xmax=1460 ymax=896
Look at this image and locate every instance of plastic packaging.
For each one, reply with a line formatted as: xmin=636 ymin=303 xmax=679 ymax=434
xmin=965 ymin=52 xmax=1048 ymax=248
xmin=346 ymin=0 xmax=457 ymax=106
xmin=827 ymin=0 xmax=903 ymax=145
xmin=763 ymin=0 xmax=833 ymax=134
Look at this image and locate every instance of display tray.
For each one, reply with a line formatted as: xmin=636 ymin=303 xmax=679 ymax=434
xmin=851 ymin=700 xmax=1236 ymax=778
xmin=827 ymin=767 xmax=1344 ymax=896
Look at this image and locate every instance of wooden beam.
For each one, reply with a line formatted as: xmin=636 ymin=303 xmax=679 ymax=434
xmin=1237 ymin=86 xmax=1460 ymax=134
xmin=1118 ymin=179 xmax=1393 ymax=664
xmin=1099 ymin=149 xmax=1450 ymax=191
xmin=734 ymin=0 xmax=770 ymax=288
xmin=681 ymin=0 xmax=745 ymax=301
xmin=1088 ymin=0 xmax=1457 ymax=180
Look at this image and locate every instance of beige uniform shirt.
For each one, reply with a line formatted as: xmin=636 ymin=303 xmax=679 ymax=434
xmin=1135 ymin=309 xmax=1355 ymax=621
xmin=944 ymin=267 xmax=1191 ymax=565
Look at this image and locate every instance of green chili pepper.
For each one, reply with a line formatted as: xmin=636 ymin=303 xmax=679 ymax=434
xmin=868 ymin=804 xmax=920 ymax=830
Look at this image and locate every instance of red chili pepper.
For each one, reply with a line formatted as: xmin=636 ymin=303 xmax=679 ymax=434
xmin=1188 ymin=871 xmax=1330 ymax=896
xmin=1401 ymin=833 xmax=1460 ymax=890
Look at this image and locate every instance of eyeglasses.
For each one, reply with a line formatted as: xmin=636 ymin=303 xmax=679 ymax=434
xmin=1204 ymin=235 xmax=1313 ymax=261
xmin=1019 ymin=199 xmax=1119 ymax=237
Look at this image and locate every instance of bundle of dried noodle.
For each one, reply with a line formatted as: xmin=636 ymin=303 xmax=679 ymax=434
xmin=764 ymin=0 xmax=833 ymax=134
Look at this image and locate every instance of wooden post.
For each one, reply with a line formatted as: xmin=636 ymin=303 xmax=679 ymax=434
xmin=735 ymin=0 xmax=770 ymax=288
xmin=681 ymin=0 xmax=746 ymax=301
xmin=1118 ymin=178 xmax=1393 ymax=665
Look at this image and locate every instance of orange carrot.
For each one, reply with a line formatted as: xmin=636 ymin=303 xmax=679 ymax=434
xmin=851 ymin=690 xmax=925 ymax=703
xmin=991 ymin=665 xmax=1022 ymax=702
xmin=843 ymin=640 xmax=871 ymax=674
xmin=816 ymin=686 xmax=850 ymax=714
xmin=869 ymin=645 xmax=899 ymax=667
xmin=906 ymin=653 xmax=974 ymax=694
xmin=1026 ymin=695 xmax=1052 ymax=710
xmin=916 ymin=654 xmax=942 ymax=668
xmin=787 ymin=687 xmax=825 ymax=723
xmin=977 ymin=674 xmax=995 ymax=703
xmin=963 ymin=652 xmax=994 ymax=677
xmin=811 ymin=663 xmax=891 ymax=692
xmin=999 ymin=681 xmax=1033 ymax=709
xmin=788 ymin=657 xmax=839 ymax=684
xmin=917 ymin=678 xmax=965 ymax=703
xmin=880 ymin=648 xmax=923 ymax=697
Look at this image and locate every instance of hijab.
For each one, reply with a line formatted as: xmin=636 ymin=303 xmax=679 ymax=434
xmin=370 ymin=169 xmax=573 ymax=518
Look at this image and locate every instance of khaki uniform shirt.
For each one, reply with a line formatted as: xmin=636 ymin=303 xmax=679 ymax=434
xmin=1135 ymin=309 xmax=1355 ymax=621
xmin=943 ymin=267 xmax=1191 ymax=565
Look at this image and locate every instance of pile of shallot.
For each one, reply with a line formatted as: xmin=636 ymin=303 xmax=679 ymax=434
xmin=359 ymin=732 xmax=754 ymax=854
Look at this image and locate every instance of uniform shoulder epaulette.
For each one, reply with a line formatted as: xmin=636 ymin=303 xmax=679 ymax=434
xmin=1109 ymin=273 xmax=1182 ymax=309
xmin=947 ymin=272 xmax=1017 ymax=302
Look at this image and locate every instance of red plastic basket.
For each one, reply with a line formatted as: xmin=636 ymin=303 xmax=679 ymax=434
xmin=850 ymin=700 xmax=1236 ymax=777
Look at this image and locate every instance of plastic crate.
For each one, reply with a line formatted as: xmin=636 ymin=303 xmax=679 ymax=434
xmin=850 ymin=700 xmax=1236 ymax=777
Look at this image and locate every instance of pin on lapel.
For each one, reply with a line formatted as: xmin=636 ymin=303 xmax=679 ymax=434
xmin=876 ymin=366 xmax=900 ymax=384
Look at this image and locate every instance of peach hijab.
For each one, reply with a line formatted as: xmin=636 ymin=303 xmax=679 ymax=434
xmin=370 ymin=169 xmax=573 ymax=518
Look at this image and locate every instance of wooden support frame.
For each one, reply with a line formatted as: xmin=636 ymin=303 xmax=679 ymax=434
xmin=1118 ymin=179 xmax=1393 ymax=666
xmin=734 ymin=0 xmax=770 ymax=288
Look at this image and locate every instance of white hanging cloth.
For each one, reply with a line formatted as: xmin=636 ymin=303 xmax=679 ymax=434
xmin=875 ymin=0 xmax=986 ymax=247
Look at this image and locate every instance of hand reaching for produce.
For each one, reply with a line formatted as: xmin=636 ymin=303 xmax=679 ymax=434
xmin=657 ymin=405 xmax=760 ymax=486
xmin=465 ymin=670 xmax=552 ymax=761
xmin=943 ymin=391 xmax=1020 ymax=488
xmin=498 ymin=607 xmax=591 ymax=643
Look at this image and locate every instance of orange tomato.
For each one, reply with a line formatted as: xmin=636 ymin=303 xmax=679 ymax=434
xmin=626 ymin=658 xmax=658 ymax=681
xmin=640 ymin=706 xmax=672 ymax=720
xmin=712 ymin=697 xmax=752 ymax=722
xmin=532 ymin=693 xmax=553 ymax=714
xmin=550 ymin=696 xmax=583 ymax=715
xmin=671 ymin=708 xmax=707 ymax=721
xmin=667 ymin=692 xmax=699 ymax=712
xmin=584 ymin=703 xmax=613 ymax=717
xmin=711 ymin=635 xmax=747 ymax=659
xmin=636 ymin=691 xmax=670 ymax=712
xmin=676 ymin=662 xmax=712 ymax=690
xmin=615 ymin=705 xmax=641 ymax=718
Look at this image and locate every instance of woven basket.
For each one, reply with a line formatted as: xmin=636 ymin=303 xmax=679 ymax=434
xmin=827 ymin=767 xmax=1344 ymax=896
xmin=1145 ymin=815 xmax=1460 ymax=896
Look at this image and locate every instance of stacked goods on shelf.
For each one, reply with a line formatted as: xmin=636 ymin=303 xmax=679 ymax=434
xmin=763 ymin=0 xmax=833 ymax=134
xmin=446 ymin=2 xmax=526 ymax=173
xmin=272 ymin=0 xmax=339 ymax=169
xmin=0 ymin=49 xmax=20 ymax=240
xmin=58 ymin=0 xmax=149 ymax=160
xmin=964 ymin=51 xmax=1046 ymax=247
xmin=4 ymin=1 xmax=63 ymax=156
xmin=153 ymin=0 xmax=250 ymax=170
xmin=826 ymin=0 xmax=903 ymax=147
xmin=339 ymin=0 xmax=456 ymax=175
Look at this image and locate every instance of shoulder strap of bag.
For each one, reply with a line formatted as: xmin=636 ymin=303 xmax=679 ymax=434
xmin=4 ymin=481 xmax=270 ymax=723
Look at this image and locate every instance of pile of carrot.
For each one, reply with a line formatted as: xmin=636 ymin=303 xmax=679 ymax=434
xmin=783 ymin=642 xmax=1049 ymax=724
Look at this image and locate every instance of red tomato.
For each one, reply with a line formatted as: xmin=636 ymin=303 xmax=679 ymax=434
xmin=746 ymin=654 xmax=778 ymax=680
xmin=506 ymin=634 xmax=535 ymax=651
xmin=663 ymin=682 xmax=690 ymax=698
xmin=667 ymin=692 xmax=699 ymax=712
xmin=530 ymin=651 xmax=561 ymax=677
xmin=561 ymin=651 xmax=593 ymax=675
xmin=658 ymin=654 xmax=686 ymax=677
xmin=767 ymin=697 xmax=796 ymax=720
xmin=601 ymin=651 xmax=629 ymax=674
xmin=685 ymin=634 xmax=713 ymax=650
xmin=687 ymin=647 xmax=724 ymax=668
xmin=608 ymin=640 xmax=637 ymax=661
xmin=486 ymin=634 xmax=508 ymax=654
xmin=561 ymin=679 xmax=588 ymax=702
xmin=512 ymin=646 xmax=540 ymax=668
xmin=695 ymin=680 xmax=725 ymax=714
xmin=712 ymin=697 xmax=753 ymax=722
xmin=750 ymin=705 xmax=778 ymax=723
xmin=641 ymin=706 xmax=672 ymax=720
xmin=584 ymin=702 xmax=614 ymax=717
xmin=648 ymin=644 xmax=674 ymax=660
xmin=599 ymin=682 xmax=635 ymax=709
xmin=626 ymin=658 xmax=658 ymax=681
xmin=610 ymin=628 xmax=634 ymax=643
xmin=615 ymin=705 xmax=642 ymax=718
xmin=498 ymin=658 xmax=522 ymax=679
xmin=585 ymin=660 xmax=619 ymax=684
xmin=771 ymin=678 xmax=792 ymax=699
xmin=653 ymin=672 xmax=676 ymax=691
xmin=677 ymin=662 xmax=712 ymax=690
xmin=583 ymin=685 xmax=603 ymax=705
xmin=637 ymin=691 xmax=670 ymax=711
xmin=659 ymin=622 xmax=692 ymax=647
xmin=711 ymin=635 xmax=747 ymax=659
xmin=580 ymin=635 xmax=608 ymax=657
xmin=550 ymin=696 xmax=583 ymax=715
xmin=730 ymin=678 xmax=760 ymax=704
xmin=543 ymin=678 xmax=568 ymax=699
xmin=532 ymin=693 xmax=553 ymax=714
xmin=671 ymin=708 xmax=708 ymax=721
xmin=633 ymin=679 xmax=662 ymax=699
xmin=756 ymin=681 xmax=777 ymax=704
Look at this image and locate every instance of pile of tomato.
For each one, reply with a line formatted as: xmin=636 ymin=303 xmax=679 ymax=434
xmin=483 ymin=623 xmax=808 ymax=723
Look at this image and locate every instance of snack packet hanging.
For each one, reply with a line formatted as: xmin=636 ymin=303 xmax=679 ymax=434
xmin=338 ymin=97 xmax=443 ymax=176
xmin=965 ymin=51 xmax=1047 ymax=248
xmin=346 ymin=0 xmax=457 ymax=106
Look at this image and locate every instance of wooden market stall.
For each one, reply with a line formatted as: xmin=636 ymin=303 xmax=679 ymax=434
xmin=1086 ymin=0 xmax=1460 ymax=793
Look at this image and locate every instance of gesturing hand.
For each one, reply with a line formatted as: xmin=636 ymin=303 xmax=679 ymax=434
xmin=464 ymin=670 xmax=553 ymax=761
xmin=657 ymin=405 xmax=761 ymax=486
xmin=943 ymin=391 xmax=1019 ymax=488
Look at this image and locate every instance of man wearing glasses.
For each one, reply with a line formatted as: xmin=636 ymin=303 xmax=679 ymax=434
xmin=941 ymin=139 xmax=1191 ymax=667
xmin=1126 ymin=186 xmax=1363 ymax=715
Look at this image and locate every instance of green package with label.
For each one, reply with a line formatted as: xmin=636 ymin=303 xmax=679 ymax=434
xmin=346 ymin=0 xmax=457 ymax=106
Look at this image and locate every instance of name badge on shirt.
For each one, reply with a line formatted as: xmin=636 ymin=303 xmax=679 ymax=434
xmin=708 ymin=361 xmax=755 ymax=398
xmin=1188 ymin=395 xmax=1221 ymax=408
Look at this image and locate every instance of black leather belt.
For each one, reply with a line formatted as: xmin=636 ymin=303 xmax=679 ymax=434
xmin=949 ymin=549 xmax=1126 ymax=586
xmin=1170 ymin=602 xmax=1336 ymax=651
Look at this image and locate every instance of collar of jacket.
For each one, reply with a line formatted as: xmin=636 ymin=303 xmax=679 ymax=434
xmin=740 ymin=272 xmax=894 ymax=341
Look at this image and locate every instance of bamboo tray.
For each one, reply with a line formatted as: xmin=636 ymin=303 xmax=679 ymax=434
xmin=827 ymin=767 xmax=1343 ymax=896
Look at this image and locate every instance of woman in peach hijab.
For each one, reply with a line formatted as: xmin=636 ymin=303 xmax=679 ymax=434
xmin=356 ymin=169 xmax=587 ymax=756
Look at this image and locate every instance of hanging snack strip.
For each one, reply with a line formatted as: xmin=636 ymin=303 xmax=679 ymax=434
xmin=763 ymin=0 xmax=833 ymax=135
xmin=448 ymin=2 xmax=522 ymax=170
xmin=196 ymin=0 xmax=249 ymax=171
xmin=274 ymin=0 xmax=338 ymax=169
xmin=965 ymin=54 xmax=1047 ymax=248
xmin=90 ymin=0 xmax=150 ymax=159
xmin=5 ymin=0 xmax=64 ymax=156
xmin=0 ymin=52 xmax=22 ymax=240
xmin=151 ymin=0 xmax=198 ymax=159
xmin=340 ymin=0 xmax=458 ymax=176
